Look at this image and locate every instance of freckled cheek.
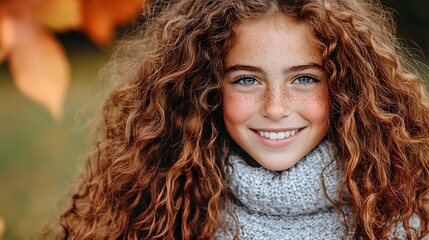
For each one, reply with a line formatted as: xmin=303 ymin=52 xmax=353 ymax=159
xmin=294 ymin=91 xmax=330 ymax=125
xmin=222 ymin=94 xmax=259 ymax=124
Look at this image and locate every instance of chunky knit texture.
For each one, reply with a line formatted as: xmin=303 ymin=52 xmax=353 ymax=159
xmin=216 ymin=141 xmax=419 ymax=239
xmin=216 ymin=140 xmax=353 ymax=239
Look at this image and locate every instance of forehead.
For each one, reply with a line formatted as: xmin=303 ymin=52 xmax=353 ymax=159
xmin=227 ymin=14 xmax=322 ymax=65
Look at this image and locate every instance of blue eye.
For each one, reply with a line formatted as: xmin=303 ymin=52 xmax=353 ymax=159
xmin=294 ymin=76 xmax=316 ymax=84
xmin=237 ymin=77 xmax=259 ymax=85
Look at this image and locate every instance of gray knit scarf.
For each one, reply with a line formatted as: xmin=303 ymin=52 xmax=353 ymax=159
xmin=216 ymin=140 xmax=353 ymax=239
xmin=216 ymin=140 xmax=417 ymax=239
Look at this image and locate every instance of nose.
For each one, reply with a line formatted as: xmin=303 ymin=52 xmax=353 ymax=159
xmin=261 ymin=86 xmax=290 ymax=120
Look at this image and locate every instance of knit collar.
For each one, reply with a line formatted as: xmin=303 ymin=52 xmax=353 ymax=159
xmin=228 ymin=140 xmax=341 ymax=216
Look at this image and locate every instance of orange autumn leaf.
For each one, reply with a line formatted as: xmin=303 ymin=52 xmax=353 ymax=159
xmin=80 ymin=0 xmax=145 ymax=46
xmin=0 ymin=217 xmax=4 ymax=239
xmin=9 ymin=20 xmax=69 ymax=120
xmin=0 ymin=15 xmax=15 ymax=63
xmin=36 ymin=0 xmax=81 ymax=31
xmin=0 ymin=0 xmax=51 ymax=21
xmin=1 ymin=0 xmax=145 ymax=119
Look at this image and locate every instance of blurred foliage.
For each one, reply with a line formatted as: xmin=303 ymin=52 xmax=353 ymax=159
xmin=0 ymin=0 xmax=144 ymax=119
xmin=381 ymin=0 xmax=429 ymax=63
xmin=0 ymin=37 xmax=108 ymax=239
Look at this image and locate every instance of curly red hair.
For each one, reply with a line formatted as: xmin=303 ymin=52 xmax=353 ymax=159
xmin=58 ymin=0 xmax=429 ymax=239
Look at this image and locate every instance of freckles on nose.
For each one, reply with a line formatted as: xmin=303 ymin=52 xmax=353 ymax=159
xmin=260 ymin=87 xmax=294 ymax=120
xmin=262 ymin=87 xmax=291 ymax=107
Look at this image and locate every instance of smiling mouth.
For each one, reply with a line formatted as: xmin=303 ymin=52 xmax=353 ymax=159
xmin=256 ymin=129 xmax=299 ymax=140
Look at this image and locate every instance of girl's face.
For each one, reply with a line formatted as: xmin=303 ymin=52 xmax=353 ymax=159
xmin=222 ymin=14 xmax=329 ymax=171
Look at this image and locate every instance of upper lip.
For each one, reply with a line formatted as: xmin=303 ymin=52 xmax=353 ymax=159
xmin=251 ymin=127 xmax=303 ymax=132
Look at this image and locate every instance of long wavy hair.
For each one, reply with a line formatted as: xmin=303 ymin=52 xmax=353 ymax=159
xmin=58 ymin=0 xmax=429 ymax=239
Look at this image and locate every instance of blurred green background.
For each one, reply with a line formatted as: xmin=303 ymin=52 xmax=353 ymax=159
xmin=0 ymin=1 xmax=428 ymax=239
xmin=0 ymin=34 xmax=109 ymax=239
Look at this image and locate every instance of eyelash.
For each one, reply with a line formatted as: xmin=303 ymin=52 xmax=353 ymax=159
xmin=233 ymin=75 xmax=319 ymax=86
xmin=292 ymin=75 xmax=319 ymax=85
xmin=233 ymin=76 xmax=260 ymax=85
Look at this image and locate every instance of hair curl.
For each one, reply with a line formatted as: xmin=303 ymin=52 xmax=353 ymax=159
xmin=58 ymin=0 xmax=429 ymax=239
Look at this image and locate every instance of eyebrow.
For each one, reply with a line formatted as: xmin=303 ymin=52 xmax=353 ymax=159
xmin=224 ymin=63 xmax=324 ymax=74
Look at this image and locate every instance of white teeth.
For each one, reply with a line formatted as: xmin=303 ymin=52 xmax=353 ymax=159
xmin=257 ymin=129 xmax=299 ymax=140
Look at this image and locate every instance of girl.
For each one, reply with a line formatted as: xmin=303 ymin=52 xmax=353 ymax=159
xmin=59 ymin=0 xmax=429 ymax=239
